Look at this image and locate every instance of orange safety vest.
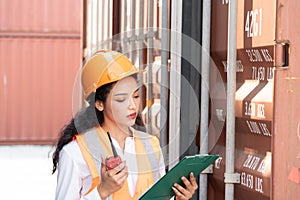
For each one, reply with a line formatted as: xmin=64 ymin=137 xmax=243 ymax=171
xmin=75 ymin=126 xmax=161 ymax=199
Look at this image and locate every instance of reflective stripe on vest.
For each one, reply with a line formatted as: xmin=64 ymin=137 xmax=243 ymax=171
xmin=75 ymin=126 xmax=161 ymax=198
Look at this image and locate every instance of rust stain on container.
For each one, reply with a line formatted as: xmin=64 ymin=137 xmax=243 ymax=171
xmin=0 ymin=0 xmax=82 ymax=144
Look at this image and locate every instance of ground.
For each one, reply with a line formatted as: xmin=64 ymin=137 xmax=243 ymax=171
xmin=0 ymin=145 xmax=57 ymax=200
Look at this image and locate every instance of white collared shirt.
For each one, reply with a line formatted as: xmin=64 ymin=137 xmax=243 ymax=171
xmin=55 ymin=134 xmax=165 ymax=200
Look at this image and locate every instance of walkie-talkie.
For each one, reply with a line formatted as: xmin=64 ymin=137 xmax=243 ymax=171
xmin=105 ymin=132 xmax=122 ymax=170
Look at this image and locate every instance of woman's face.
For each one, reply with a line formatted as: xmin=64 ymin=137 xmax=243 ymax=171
xmin=102 ymin=76 xmax=140 ymax=130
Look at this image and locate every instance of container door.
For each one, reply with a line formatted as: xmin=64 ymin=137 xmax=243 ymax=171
xmin=208 ymin=0 xmax=276 ymax=199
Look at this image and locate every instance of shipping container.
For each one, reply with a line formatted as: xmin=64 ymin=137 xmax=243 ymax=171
xmin=208 ymin=0 xmax=276 ymax=199
xmin=82 ymin=0 xmax=300 ymax=199
xmin=0 ymin=0 xmax=82 ymax=144
xmin=205 ymin=0 xmax=300 ymax=199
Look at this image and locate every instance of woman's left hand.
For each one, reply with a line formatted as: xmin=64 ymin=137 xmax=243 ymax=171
xmin=172 ymin=172 xmax=198 ymax=200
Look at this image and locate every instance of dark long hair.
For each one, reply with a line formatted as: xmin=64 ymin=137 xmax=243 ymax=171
xmin=52 ymin=78 xmax=144 ymax=174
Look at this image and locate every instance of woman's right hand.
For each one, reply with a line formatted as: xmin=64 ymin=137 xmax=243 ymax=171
xmin=97 ymin=159 xmax=128 ymax=199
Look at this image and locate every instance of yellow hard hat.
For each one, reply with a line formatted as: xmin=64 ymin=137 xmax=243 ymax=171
xmin=81 ymin=50 xmax=144 ymax=99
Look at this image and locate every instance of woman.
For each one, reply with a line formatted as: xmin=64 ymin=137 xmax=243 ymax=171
xmin=52 ymin=50 xmax=198 ymax=199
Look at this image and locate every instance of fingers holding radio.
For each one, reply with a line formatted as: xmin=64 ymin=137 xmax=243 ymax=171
xmin=106 ymin=160 xmax=128 ymax=187
xmin=107 ymin=160 xmax=128 ymax=177
xmin=98 ymin=159 xmax=128 ymax=198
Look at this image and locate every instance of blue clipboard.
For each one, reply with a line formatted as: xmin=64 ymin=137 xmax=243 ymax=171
xmin=138 ymin=154 xmax=219 ymax=200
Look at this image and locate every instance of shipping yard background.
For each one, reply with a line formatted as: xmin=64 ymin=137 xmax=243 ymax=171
xmin=0 ymin=0 xmax=81 ymax=199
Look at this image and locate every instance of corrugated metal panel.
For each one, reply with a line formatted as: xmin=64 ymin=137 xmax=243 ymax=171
xmin=0 ymin=37 xmax=81 ymax=143
xmin=0 ymin=0 xmax=81 ymax=32
xmin=0 ymin=0 xmax=82 ymax=144
xmin=273 ymin=0 xmax=300 ymax=199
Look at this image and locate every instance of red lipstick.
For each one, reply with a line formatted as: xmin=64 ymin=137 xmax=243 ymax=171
xmin=127 ymin=112 xmax=137 ymax=119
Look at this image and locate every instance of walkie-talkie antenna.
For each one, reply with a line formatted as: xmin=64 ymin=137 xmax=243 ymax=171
xmin=107 ymin=132 xmax=118 ymax=158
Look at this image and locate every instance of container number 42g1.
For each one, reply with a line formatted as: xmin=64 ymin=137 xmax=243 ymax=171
xmin=245 ymin=8 xmax=263 ymax=38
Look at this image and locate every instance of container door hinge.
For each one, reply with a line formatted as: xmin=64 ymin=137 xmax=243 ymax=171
xmin=274 ymin=40 xmax=290 ymax=68
xmin=224 ymin=172 xmax=240 ymax=184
